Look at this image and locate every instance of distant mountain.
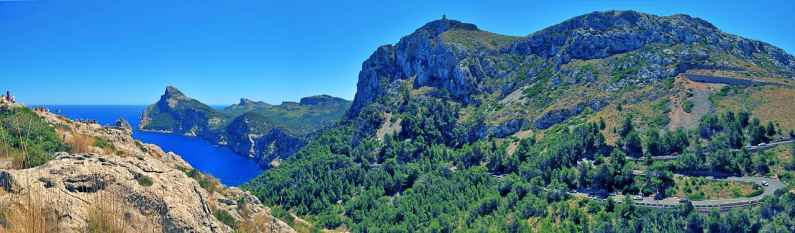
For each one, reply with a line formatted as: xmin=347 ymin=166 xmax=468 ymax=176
xmin=140 ymin=86 xmax=351 ymax=167
xmin=245 ymin=11 xmax=795 ymax=231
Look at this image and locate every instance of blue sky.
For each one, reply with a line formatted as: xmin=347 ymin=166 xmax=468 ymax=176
xmin=1 ymin=0 xmax=793 ymax=105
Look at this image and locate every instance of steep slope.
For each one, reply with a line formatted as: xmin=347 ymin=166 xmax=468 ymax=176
xmin=349 ymin=10 xmax=795 ymax=136
xmin=0 ymin=105 xmax=294 ymax=233
xmin=246 ymin=11 xmax=795 ymax=232
xmin=140 ymin=87 xmax=351 ymax=167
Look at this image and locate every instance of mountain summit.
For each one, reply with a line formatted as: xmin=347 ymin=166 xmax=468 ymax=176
xmin=348 ymin=10 xmax=795 ymax=134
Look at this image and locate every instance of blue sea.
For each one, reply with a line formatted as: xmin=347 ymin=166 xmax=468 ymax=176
xmin=41 ymin=105 xmax=264 ymax=186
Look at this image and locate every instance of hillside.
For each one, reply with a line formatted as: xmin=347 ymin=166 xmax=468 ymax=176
xmin=0 ymin=103 xmax=295 ymax=233
xmin=246 ymin=11 xmax=795 ymax=232
xmin=140 ymin=86 xmax=351 ymax=167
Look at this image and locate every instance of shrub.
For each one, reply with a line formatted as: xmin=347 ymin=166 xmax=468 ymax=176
xmin=183 ymin=168 xmax=221 ymax=193
xmin=136 ymin=174 xmax=153 ymax=187
xmin=682 ymin=100 xmax=694 ymax=113
xmin=315 ymin=213 xmax=343 ymax=229
xmin=0 ymin=107 xmax=68 ymax=168
xmin=213 ymin=208 xmax=238 ymax=229
xmin=270 ymin=205 xmax=294 ymax=225
xmin=93 ymin=137 xmax=113 ymax=149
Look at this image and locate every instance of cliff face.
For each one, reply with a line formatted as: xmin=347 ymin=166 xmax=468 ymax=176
xmin=221 ymin=113 xmax=305 ymax=167
xmin=0 ymin=108 xmax=294 ymax=233
xmin=347 ymin=11 xmax=795 ymax=137
xmin=140 ymin=87 xmax=351 ymax=168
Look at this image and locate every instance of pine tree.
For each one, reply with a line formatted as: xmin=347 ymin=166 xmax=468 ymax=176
xmin=766 ymin=121 xmax=777 ymax=137
xmin=622 ymin=132 xmax=643 ymax=157
xmin=618 ymin=116 xmax=634 ymax=137
xmin=644 ymin=129 xmax=662 ymax=156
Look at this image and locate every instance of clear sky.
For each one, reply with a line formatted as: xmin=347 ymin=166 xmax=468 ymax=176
xmin=2 ymin=0 xmax=793 ymax=105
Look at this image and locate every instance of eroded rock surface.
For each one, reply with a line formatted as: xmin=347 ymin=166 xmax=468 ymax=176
xmin=0 ymin=111 xmax=295 ymax=233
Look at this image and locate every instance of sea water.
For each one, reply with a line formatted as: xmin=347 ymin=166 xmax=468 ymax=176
xmin=42 ymin=105 xmax=263 ymax=186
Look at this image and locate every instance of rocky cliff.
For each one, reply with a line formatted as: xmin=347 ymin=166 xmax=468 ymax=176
xmin=0 ymin=107 xmax=294 ymax=233
xmin=347 ymin=10 xmax=795 ymax=138
xmin=140 ymin=87 xmax=351 ymax=168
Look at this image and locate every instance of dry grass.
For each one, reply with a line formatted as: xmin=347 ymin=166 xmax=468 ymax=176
xmin=68 ymin=133 xmax=95 ymax=154
xmin=237 ymin=213 xmax=274 ymax=233
xmin=0 ymin=147 xmax=26 ymax=170
xmin=712 ymin=86 xmax=795 ymax=130
xmin=672 ymin=176 xmax=762 ymax=201
xmin=0 ymin=178 xmax=150 ymax=233
xmin=86 ymin=192 xmax=131 ymax=233
xmin=0 ymin=191 xmax=60 ymax=233
xmin=746 ymin=88 xmax=795 ymax=130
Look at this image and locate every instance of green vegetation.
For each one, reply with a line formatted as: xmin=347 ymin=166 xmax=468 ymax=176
xmin=0 ymin=106 xmax=69 ymax=168
xmin=136 ymin=174 xmax=153 ymax=187
xmin=672 ymin=111 xmax=781 ymax=176
xmin=618 ymin=115 xmax=688 ymax=158
xmin=213 ymin=208 xmax=238 ymax=229
xmin=672 ymin=176 xmax=762 ymax=201
xmin=682 ymin=99 xmax=694 ymax=113
xmin=222 ymin=97 xmax=352 ymax=136
xmin=139 ymin=109 xmax=178 ymax=131
xmin=244 ymin=90 xmax=795 ymax=232
xmin=648 ymin=99 xmax=671 ymax=127
xmin=93 ymin=137 xmax=113 ymax=149
xmin=788 ymin=142 xmax=795 ymax=171
xmin=441 ymin=29 xmax=522 ymax=50
xmin=182 ymin=167 xmax=222 ymax=194
xmin=144 ymin=87 xmax=351 ymax=137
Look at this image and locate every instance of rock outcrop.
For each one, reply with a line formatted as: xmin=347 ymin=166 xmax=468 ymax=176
xmin=346 ymin=10 xmax=795 ymax=137
xmin=0 ymin=110 xmax=295 ymax=233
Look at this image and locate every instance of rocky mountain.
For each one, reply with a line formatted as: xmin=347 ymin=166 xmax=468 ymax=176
xmin=246 ymin=11 xmax=795 ymax=232
xmin=349 ymin=10 xmax=795 ymax=138
xmin=0 ymin=105 xmax=294 ymax=233
xmin=140 ymin=87 xmax=351 ymax=167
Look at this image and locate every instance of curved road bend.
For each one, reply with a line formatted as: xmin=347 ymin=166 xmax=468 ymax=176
xmin=614 ymin=176 xmax=785 ymax=212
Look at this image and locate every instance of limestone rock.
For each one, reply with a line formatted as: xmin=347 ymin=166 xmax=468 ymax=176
xmin=0 ymin=110 xmax=296 ymax=233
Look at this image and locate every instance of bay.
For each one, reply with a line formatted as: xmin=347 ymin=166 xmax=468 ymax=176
xmin=41 ymin=105 xmax=263 ymax=186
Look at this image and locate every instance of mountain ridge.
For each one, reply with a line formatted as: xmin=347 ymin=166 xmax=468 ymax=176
xmin=346 ymin=10 xmax=795 ymax=139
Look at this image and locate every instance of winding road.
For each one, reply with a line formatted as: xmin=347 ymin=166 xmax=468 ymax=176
xmin=626 ymin=139 xmax=794 ymax=162
xmin=625 ymin=176 xmax=785 ymax=213
xmin=621 ymin=139 xmax=792 ymax=211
